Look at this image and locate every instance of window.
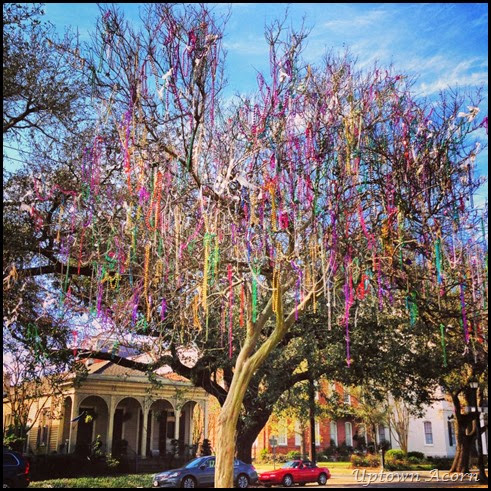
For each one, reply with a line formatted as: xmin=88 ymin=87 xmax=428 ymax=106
xmin=378 ymin=425 xmax=386 ymax=444
xmin=345 ymin=422 xmax=353 ymax=447
xmin=36 ymin=409 xmax=49 ymax=447
xmin=315 ymin=421 xmax=321 ymax=446
xmin=278 ymin=421 xmax=288 ymax=446
xmin=330 ymin=421 xmax=338 ymax=446
xmin=448 ymin=421 xmax=456 ymax=447
xmin=343 ymin=389 xmax=351 ymax=405
xmin=424 ymin=422 xmax=433 ymax=445
xmin=359 ymin=425 xmax=366 ymax=438
xmin=294 ymin=420 xmax=302 ymax=446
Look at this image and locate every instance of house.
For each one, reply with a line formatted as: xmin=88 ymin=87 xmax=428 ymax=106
xmin=3 ymin=359 xmax=210 ymax=459
xmin=385 ymin=388 xmax=488 ymax=458
xmin=252 ymin=381 xmax=363 ymax=459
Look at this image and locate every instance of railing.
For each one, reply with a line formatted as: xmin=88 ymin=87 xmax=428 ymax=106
xmin=123 ymin=444 xmax=139 ymax=473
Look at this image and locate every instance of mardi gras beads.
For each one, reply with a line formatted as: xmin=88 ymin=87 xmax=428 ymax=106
xmin=144 ymin=243 xmax=151 ymax=320
xmin=435 ymin=237 xmax=443 ymax=286
xmin=239 ymin=283 xmax=245 ymax=327
xmin=228 ymin=263 xmax=234 ymax=358
xmin=251 ymin=264 xmax=259 ymax=323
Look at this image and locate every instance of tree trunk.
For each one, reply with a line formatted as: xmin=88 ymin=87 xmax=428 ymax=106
xmin=214 ymin=344 xmax=268 ymax=486
xmin=450 ymin=429 xmax=474 ymax=473
xmin=449 ymin=392 xmax=476 ymax=474
xmin=236 ymin=412 xmax=272 ymax=464
xmin=214 ymin=274 xmax=313 ymax=487
xmin=215 ymin=404 xmax=240 ymax=488
xmin=301 ymin=421 xmax=307 ymax=459
xmin=372 ymin=423 xmax=379 ymax=453
xmin=236 ymin=436 xmax=255 ymax=464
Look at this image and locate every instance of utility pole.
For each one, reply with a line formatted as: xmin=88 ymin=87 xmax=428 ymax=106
xmin=469 ymin=380 xmax=488 ymax=484
xmin=308 ymin=373 xmax=317 ymax=465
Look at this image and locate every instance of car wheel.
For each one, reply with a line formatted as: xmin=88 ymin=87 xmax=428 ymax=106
xmin=236 ymin=474 xmax=249 ymax=488
xmin=282 ymin=474 xmax=294 ymax=487
xmin=318 ymin=473 xmax=328 ymax=485
xmin=181 ymin=476 xmax=196 ymax=488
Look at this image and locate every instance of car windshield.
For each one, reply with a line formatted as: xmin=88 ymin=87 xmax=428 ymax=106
xmin=184 ymin=457 xmax=209 ymax=469
xmin=283 ymin=461 xmax=301 ymax=469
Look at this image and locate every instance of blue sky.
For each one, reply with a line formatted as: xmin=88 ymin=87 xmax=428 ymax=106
xmin=45 ymin=3 xmax=488 ymax=99
xmin=8 ymin=3 xmax=490 ymax=203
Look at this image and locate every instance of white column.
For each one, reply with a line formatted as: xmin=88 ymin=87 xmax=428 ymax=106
xmin=189 ymin=404 xmax=194 ymax=446
xmin=68 ymin=393 xmax=79 ymax=453
xmin=106 ymin=396 xmax=116 ymax=455
xmin=141 ymin=402 xmax=150 ymax=458
xmin=203 ymin=401 xmax=209 ymax=440
xmin=480 ymin=413 xmax=488 ymax=455
xmin=174 ymin=409 xmax=181 ymax=444
xmin=56 ymin=399 xmax=67 ymax=452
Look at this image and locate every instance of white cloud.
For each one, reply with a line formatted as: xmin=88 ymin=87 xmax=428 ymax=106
xmin=223 ymin=39 xmax=269 ymax=56
xmin=324 ymin=9 xmax=389 ymax=31
xmin=417 ymin=64 xmax=488 ymax=96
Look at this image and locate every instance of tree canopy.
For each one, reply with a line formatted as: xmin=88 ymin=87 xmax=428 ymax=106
xmin=3 ymin=4 xmax=487 ymax=486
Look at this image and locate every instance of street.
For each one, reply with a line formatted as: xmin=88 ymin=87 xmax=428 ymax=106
xmin=250 ymin=469 xmax=487 ymax=488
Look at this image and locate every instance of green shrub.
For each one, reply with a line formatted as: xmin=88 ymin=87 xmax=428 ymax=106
xmin=429 ymin=457 xmax=453 ymax=470
xmin=385 ymin=449 xmax=406 ymax=460
xmin=351 ymin=454 xmax=381 ymax=468
xmin=384 ymin=459 xmax=407 ymax=471
xmin=408 ymin=456 xmax=421 ymax=464
xmin=407 ymin=451 xmax=425 ymax=461
xmin=286 ymin=451 xmax=301 ymax=460
xmin=276 ymin=454 xmax=288 ymax=463
xmin=337 ymin=442 xmax=354 ymax=460
xmin=322 ymin=442 xmax=337 ymax=461
xmin=105 ymin=456 xmax=120 ymax=470
xmin=384 ymin=449 xmax=408 ymax=471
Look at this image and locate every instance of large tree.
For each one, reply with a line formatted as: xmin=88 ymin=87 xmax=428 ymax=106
xmin=3 ymin=4 xmax=487 ymax=487
xmin=3 ymin=3 xmax=89 ymax=140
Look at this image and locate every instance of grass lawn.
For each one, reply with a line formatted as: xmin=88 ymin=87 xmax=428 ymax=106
xmin=29 ymin=464 xmax=353 ymax=487
xmin=29 ymin=473 xmax=155 ymax=488
xmin=28 ymin=462 xmax=451 ymax=487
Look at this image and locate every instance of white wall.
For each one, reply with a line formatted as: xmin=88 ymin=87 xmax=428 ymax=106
xmin=389 ymin=391 xmax=456 ymax=458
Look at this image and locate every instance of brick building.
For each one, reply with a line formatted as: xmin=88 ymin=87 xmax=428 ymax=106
xmin=252 ymin=380 xmax=365 ymax=459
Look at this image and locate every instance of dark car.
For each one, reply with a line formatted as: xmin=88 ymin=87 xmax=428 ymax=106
xmin=3 ymin=448 xmax=30 ymax=488
xmin=153 ymin=456 xmax=258 ymax=488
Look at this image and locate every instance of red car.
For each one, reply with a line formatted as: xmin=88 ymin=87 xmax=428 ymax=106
xmin=259 ymin=460 xmax=330 ymax=487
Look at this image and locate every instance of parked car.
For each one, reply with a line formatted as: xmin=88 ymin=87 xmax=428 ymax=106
xmin=258 ymin=459 xmax=330 ymax=487
xmin=152 ymin=456 xmax=258 ymax=488
xmin=3 ymin=447 xmax=30 ymax=488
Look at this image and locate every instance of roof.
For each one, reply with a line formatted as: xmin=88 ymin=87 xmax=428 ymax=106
xmin=86 ymin=360 xmax=189 ymax=383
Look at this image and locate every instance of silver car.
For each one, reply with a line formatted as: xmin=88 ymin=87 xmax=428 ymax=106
xmin=153 ymin=456 xmax=258 ymax=488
